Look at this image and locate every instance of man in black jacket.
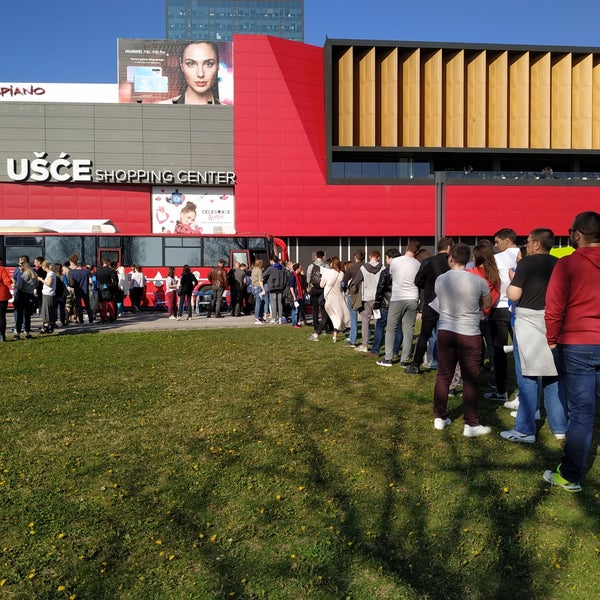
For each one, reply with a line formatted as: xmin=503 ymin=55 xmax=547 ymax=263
xmin=405 ymin=237 xmax=453 ymax=375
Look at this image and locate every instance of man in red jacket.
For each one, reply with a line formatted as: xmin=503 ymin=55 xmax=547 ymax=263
xmin=543 ymin=211 xmax=600 ymax=492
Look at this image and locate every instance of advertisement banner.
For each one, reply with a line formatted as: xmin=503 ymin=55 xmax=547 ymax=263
xmin=0 ymin=83 xmax=117 ymax=103
xmin=117 ymin=39 xmax=233 ymax=105
xmin=152 ymin=187 xmax=235 ymax=234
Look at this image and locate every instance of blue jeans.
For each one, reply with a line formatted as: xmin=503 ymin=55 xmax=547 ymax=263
xmin=291 ymin=300 xmax=306 ymax=326
xmin=513 ymin=336 xmax=567 ymax=437
xmin=346 ymin=294 xmax=358 ymax=344
xmin=253 ymin=288 xmax=264 ymax=320
xmin=371 ymin=306 xmax=402 ymax=356
xmin=556 ymin=344 xmax=600 ymax=483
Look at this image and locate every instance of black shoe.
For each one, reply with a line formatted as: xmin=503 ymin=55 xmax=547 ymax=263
xmin=400 ymin=361 xmax=411 ymax=367
xmin=404 ymin=364 xmax=421 ymax=375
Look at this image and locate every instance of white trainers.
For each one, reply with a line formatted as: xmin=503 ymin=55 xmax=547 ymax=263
xmin=434 ymin=417 xmax=452 ymax=430
xmin=463 ymin=424 xmax=491 ymax=437
xmin=254 ymin=319 xmax=264 ymax=325
xmin=500 ymin=429 xmax=536 ymax=444
xmin=309 ymin=332 xmax=319 ymax=342
xmin=504 ymin=398 xmax=520 ymax=410
xmin=168 ymin=315 xmax=176 ymax=320
xmin=354 ymin=345 xmax=369 ymax=353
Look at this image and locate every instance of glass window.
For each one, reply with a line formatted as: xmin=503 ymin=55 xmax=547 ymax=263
xmin=123 ymin=237 xmax=163 ymax=267
xmin=204 ymin=237 xmax=244 ymax=265
xmin=44 ymin=237 xmax=83 ymax=265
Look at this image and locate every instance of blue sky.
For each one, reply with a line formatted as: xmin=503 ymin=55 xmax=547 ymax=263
xmin=2 ymin=0 xmax=600 ymax=83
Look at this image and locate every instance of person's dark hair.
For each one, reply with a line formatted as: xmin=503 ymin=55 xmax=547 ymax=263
xmin=530 ymin=228 xmax=554 ymax=252
xmin=292 ymin=262 xmax=301 ymax=271
xmin=180 ymin=201 xmax=197 ymax=216
xmin=369 ymin=249 xmax=381 ymax=260
xmin=315 ymin=250 xmax=325 ymax=259
xmin=494 ymin=228 xmax=517 ymax=244
xmin=406 ymin=239 xmax=421 ymax=254
xmin=20 ymin=254 xmax=31 ymax=264
xmin=450 ymin=242 xmax=471 ymax=266
xmin=572 ymin=211 xmax=600 ymax=243
xmin=168 ymin=266 xmax=176 ymax=277
xmin=179 ymin=41 xmax=220 ymax=102
xmin=437 ymin=237 xmax=454 ymax=252
xmin=353 ymin=250 xmax=365 ymax=261
xmin=271 ymin=255 xmax=280 ymax=264
xmin=69 ymin=253 xmax=78 ymax=264
xmin=415 ymin=248 xmax=431 ymax=263
xmin=330 ymin=256 xmax=342 ymax=271
xmin=385 ymin=248 xmax=401 ymax=259
xmin=519 ymin=245 xmax=528 ymax=259
xmin=182 ymin=264 xmax=190 ymax=272
xmin=472 ymin=242 xmax=500 ymax=287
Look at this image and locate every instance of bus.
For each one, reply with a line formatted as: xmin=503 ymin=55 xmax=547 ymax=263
xmin=1 ymin=232 xmax=288 ymax=309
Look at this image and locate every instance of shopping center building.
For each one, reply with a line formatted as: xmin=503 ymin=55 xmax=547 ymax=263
xmin=1 ymin=35 xmax=599 ymax=270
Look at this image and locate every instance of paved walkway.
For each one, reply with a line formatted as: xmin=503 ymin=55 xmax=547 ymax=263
xmin=16 ymin=310 xmax=266 ymax=338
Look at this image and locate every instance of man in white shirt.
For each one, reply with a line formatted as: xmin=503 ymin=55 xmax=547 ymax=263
xmin=377 ymin=239 xmax=421 ymax=367
xmin=485 ymin=228 xmax=520 ymax=401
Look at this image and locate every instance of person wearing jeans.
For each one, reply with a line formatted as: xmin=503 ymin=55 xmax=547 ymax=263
xmin=501 ymin=228 xmax=567 ymax=444
xmin=543 ymin=211 xmax=600 ymax=492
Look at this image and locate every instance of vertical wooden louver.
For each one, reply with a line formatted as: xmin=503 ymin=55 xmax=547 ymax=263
xmin=333 ymin=42 xmax=600 ymax=150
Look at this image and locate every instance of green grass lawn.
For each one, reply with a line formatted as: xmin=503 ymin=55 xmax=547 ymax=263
xmin=1 ymin=328 xmax=599 ymax=599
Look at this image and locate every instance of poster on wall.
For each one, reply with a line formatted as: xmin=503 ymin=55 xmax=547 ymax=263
xmin=117 ymin=39 xmax=233 ymax=105
xmin=152 ymin=187 xmax=235 ymax=234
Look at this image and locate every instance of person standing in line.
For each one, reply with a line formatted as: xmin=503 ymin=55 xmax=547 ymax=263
xmin=306 ymin=251 xmax=328 ymax=333
xmin=177 ymin=264 xmax=198 ymax=320
xmin=0 ymin=258 xmax=12 ymax=342
xmin=355 ymin=250 xmax=383 ymax=352
xmin=251 ymin=259 xmax=266 ymax=324
xmin=165 ymin=266 xmax=179 ymax=319
xmin=377 ymin=239 xmax=421 ymax=367
xmin=69 ymin=262 xmax=94 ymax=324
xmin=543 ymin=211 xmax=600 ymax=492
xmin=485 ymin=228 xmax=520 ymax=401
xmin=405 ymin=237 xmax=453 ymax=374
xmin=311 ymin=257 xmax=350 ymax=343
xmin=431 ymin=243 xmax=492 ymax=437
xmin=12 ymin=259 xmax=38 ymax=340
xmin=129 ymin=265 xmax=146 ymax=314
xmin=342 ymin=250 xmax=365 ymax=348
xmin=500 ymin=228 xmax=567 ymax=444
xmin=289 ymin=262 xmax=306 ymax=329
xmin=40 ymin=259 xmax=57 ymax=333
xmin=207 ymin=259 xmax=228 ymax=318
xmin=262 ymin=256 xmax=287 ymax=324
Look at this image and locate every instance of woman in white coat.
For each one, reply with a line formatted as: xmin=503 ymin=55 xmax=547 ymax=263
xmin=311 ymin=257 xmax=350 ymax=342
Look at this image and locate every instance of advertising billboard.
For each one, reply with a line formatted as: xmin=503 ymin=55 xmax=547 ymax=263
xmin=0 ymin=83 xmax=117 ymax=103
xmin=117 ymin=39 xmax=233 ymax=105
xmin=152 ymin=186 xmax=235 ymax=234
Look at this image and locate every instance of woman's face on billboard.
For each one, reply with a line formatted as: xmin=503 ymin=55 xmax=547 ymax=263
xmin=181 ymin=43 xmax=218 ymax=101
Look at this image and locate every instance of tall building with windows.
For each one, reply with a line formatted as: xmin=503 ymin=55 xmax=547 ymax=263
xmin=166 ymin=0 xmax=304 ymax=41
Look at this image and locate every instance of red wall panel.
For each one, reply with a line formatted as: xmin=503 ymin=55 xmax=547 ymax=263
xmin=445 ymin=185 xmax=600 ymax=236
xmin=233 ymin=36 xmax=436 ymax=237
xmin=0 ymin=183 xmax=151 ymax=235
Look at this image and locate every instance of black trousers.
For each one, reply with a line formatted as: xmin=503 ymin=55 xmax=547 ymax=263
xmin=489 ymin=306 xmax=512 ymax=394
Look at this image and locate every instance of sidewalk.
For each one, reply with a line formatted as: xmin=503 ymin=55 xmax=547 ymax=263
xmin=15 ymin=310 xmax=263 ymax=338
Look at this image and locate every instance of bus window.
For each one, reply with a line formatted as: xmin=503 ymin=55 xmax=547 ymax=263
xmin=231 ymin=250 xmax=250 ymax=267
xmin=99 ymin=248 xmax=121 ymax=265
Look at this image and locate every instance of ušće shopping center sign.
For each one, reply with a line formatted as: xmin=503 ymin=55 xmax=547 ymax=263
xmin=6 ymin=152 xmax=235 ymax=185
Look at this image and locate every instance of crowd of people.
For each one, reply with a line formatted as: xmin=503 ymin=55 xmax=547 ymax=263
xmin=1 ymin=212 xmax=599 ymax=492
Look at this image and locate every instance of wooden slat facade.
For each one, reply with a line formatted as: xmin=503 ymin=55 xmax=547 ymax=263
xmin=332 ymin=42 xmax=600 ymax=150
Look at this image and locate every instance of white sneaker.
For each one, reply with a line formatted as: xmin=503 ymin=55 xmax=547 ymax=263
xmin=309 ymin=333 xmax=319 ymax=342
xmin=254 ymin=319 xmax=264 ymax=325
xmin=169 ymin=315 xmax=176 ymax=320
xmin=504 ymin=398 xmax=520 ymax=410
xmin=500 ymin=429 xmax=535 ymax=444
xmin=463 ymin=424 xmax=491 ymax=437
xmin=554 ymin=433 xmax=566 ymax=440
xmin=434 ymin=417 xmax=452 ymax=430
xmin=354 ymin=345 xmax=369 ymax=353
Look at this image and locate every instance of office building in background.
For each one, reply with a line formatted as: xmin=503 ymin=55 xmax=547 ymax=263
xmin=166 ymin=0 xmax=304 ymax=41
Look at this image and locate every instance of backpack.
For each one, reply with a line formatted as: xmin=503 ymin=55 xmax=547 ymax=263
xmin=308 ymin=263 xmax=321 ymax=289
